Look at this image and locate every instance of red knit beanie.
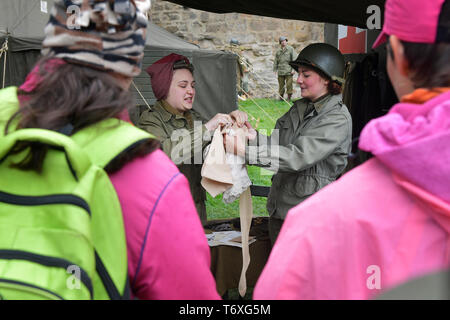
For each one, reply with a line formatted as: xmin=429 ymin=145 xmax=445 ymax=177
xmin=146 ymin=53 xmax=193 ymax=100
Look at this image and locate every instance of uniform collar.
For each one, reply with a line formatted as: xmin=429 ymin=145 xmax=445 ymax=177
xmin=161 ymin=100 xmax=185 ymax=117
xmin=306 ymin=93 xmax=333 ymax=113
xmin=155 ymin=100 xmax=188 ymax=121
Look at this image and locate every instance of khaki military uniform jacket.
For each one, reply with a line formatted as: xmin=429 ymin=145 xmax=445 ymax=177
xmin=273 ymin=45 xmax=296 ymax=76
xmin=246 ymin=94 xmax=352 ymax=220
xmin=138 ymin=100 xmax=212 ymax=223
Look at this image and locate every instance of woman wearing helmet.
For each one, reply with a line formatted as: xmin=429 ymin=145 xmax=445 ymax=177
xmin=225 ymin=43 xmax=352 ymax=245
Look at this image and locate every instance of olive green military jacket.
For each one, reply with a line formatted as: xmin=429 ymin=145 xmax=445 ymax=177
xmin=138 ymin=100 xmax=212 ymax=223
xmin=273 ymin=45 xmax=296 ymax=76
xmin=246 ymin=94 xmax=352 ymax=220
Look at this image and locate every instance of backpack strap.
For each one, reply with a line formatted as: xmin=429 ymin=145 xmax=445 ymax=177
xmin=0 ymin=128 xmax=92 ymax=181
xmin=71 ymin=118 xmax=155 ymax=169
xmin=71 ymin=121 xmax=154 ymax=300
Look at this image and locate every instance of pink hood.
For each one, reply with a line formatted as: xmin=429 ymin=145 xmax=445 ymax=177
xmin=359 ymin=91 xmax=450 ymax=236
xmin=359 ymin=91 xmax=450 ymax=204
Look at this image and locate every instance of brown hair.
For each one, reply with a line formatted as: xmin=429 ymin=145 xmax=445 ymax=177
xmin=5 ymin=57 xmax=159 ymax=173
xmin=402 ymin=41 xmax=450 ymax=88
xmin=327 ymin=81 xmax=342 ymax=95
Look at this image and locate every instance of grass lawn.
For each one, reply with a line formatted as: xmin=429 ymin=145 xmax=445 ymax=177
xmin=205 ymin=98 xmax=292 ymax=220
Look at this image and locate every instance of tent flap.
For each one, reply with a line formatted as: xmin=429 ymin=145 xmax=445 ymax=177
xmin=192 ymin=50 xmax=238 ymax=119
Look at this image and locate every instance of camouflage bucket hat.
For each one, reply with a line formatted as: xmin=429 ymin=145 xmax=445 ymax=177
xmin=41 ymin=0 xmax=151 ymax=77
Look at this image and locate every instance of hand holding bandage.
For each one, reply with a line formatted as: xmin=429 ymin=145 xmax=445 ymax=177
xmin=201 ymin=124 xmax=251 ymax=198
xmin=223 ymin=121 xmax=256 ymax=157
xmin=205 ymin=113 xmax=233 ymax=132
xmin=201 ymin=123 xmax=253 ymax=297
xmin=230 ymin=110 xmax=248 ymax=127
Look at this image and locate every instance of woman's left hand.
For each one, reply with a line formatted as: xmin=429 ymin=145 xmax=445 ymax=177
xmin=205 ymin=113 xmax=233 ymax=131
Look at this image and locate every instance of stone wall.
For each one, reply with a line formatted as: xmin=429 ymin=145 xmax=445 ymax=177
xmin=150 ymin=0 xmax=324 ymax=98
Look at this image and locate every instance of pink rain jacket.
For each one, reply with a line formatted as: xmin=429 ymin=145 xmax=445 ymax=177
xmin=254 ymin=91 xmax=450 ymax=299
xmin=109 ymin=150 xmax=220 ymax=300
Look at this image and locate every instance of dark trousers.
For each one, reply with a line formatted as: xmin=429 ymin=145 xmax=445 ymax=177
xmin=268 ymin=216 xmax=284 ymax=246
xmin=277 ymin=75 xmax=293 ymax=97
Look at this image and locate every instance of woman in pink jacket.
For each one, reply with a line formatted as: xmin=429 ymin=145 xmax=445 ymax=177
xmin=9 ymin=0 xmax=220 ymax=300
xmin=254 ymin=0 xmax=450 ymax=300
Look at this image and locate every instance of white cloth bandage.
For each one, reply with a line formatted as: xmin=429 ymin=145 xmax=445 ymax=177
xmin=222 ymin=127 xmax=252 ymax=204
xmin=201 ymin=125 xmax=253 ymax=297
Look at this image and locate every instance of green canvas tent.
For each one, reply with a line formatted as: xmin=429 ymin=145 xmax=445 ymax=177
xmin=0 ymin=0 xmax=238 ymax=122
xmin=0 ymin=0 xmax=48 ymax=88
xmin=132 ymin=23 xmax=237 ymax=122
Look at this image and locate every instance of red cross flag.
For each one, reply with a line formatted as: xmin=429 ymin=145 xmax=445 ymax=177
xmin=338 ymin=25 xmax=367 ymax=54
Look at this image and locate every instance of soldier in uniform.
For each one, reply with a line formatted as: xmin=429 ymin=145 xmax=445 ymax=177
xmin=225 ymin=38 xmax=251 ymax=100
xmin=274 ymin=36 xmax=296 ymax=101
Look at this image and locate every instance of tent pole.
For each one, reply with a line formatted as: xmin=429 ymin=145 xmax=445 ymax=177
xmin=1 ymin=37 xmax=8 ymax=89
xmin=131 ymin=80 xmax=152 ymax=110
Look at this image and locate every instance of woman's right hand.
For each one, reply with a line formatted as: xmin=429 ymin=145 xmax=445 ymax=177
xmin=205 ymin=113 xmax=233 ymax=132
xmin=230 ymin=110 xmax=248 ymax=127
xmin=223 ymin=121 xmax=257 ymax=156
xmin=244 ymin=121 xmax=257 ymax=141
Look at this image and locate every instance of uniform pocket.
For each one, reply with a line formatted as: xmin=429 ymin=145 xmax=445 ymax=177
xmin=293 ymin=175 xmax=320 ymax=197
xmin=294 ymin=174 xmax=334 ymax=198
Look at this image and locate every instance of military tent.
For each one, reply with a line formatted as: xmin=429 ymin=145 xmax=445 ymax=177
xmin=0 ymin=0 xmax=237 ymax=122
xmin=132 ymin=22 xmax=237 ymax=122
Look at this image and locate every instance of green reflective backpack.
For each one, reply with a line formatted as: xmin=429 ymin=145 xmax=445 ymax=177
xmin=0 ymin=87 xmax=153 ymax=300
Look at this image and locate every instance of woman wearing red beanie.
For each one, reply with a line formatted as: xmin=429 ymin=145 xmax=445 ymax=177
xmin=139 ymin=53 xmax=247 ymax=224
